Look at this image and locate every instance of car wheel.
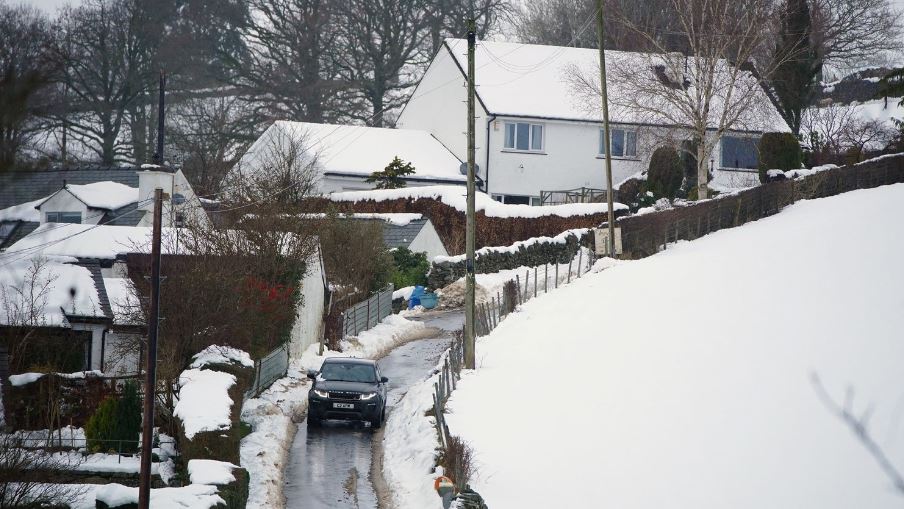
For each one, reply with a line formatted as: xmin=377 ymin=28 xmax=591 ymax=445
xmin=307 ymin=416 xmax=321 ymax=428
xmin=370 ymin=409 xmax=384 ymax=430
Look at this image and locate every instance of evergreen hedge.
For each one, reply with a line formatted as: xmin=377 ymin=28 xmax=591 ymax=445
xmin=759 ymin=133 xmax=803 ymax=183
xmin=647 ymin=146 xmax=684 ymax=199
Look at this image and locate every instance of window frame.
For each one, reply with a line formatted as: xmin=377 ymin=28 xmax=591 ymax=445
xmin=46 ymin=211 xmax=82 ymax=224
xmin=598 ymin=127 xmax=638 ymax=159
xmin=503 ymin=121 xmax=545 ymax=153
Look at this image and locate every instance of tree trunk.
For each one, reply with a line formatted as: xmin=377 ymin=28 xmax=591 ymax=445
xmin=696 ymin=141 xmax=709 ymax=200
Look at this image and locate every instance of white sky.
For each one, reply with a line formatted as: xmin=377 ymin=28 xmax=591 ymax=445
xmin=24 ymin=0 xmax=78 ymax=15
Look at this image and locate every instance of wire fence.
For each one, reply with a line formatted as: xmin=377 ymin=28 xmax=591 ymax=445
xmin=339 ymin=284 xmax=394 ymax=337
xmin=245 ymin=342 xmax=290 ymax=399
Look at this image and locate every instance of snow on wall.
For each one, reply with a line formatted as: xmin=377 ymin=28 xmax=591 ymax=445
xmin=174 ymin=369 xmax=237 ymax=440
xmin=288 ymin=248 xmax=327 ymax=360
xmin=434 ymin=228 xmax=589 ymax=263
xmin=329 ymin=185 xmax=626 ymax=218
xmin=190 ymin=346 xmax=254 ymax=370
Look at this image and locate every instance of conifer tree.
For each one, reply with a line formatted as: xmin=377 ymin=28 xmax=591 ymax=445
xmin=772 ymin=0 xmax=821 ymax=135
xmin=366 ymin=156 xmax=415 ymax=189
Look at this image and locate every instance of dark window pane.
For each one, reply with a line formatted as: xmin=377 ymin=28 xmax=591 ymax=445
xmin=721 ymin=136 xmax=759 ymax=169
xmin=503 ymin=195 xmax=530 ymax=205
xmin=516 ymin=123 xmax=530 ymax=150
xmin=611 ymin=129 xmax=625 ymax=157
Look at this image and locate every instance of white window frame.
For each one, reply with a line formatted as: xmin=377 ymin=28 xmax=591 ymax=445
xmin=503 ymin=121 xmax=545 ymax=153
xmin=598 ymin=127 xmax=637 ymax=159
xmin=45 ymin=211 xmax=82 ymax=224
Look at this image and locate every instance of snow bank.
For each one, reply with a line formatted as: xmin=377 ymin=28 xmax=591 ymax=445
xmin=95 ymin=483 xmax=224 ymax=509
xmin=382 ymin=358 xmax=447 ymax=509
xmin=188 ymin=459 xmax=237 ymax=485
xmin=446 ymin=183 xmax=904 ymax=508
xmin=174 ymin=369 xmax=237 ymax=440
xmin=190 ymin=345 xmax=254 ymax=369
xmin=329 ymin=185 xmax=626 ymax=218
xmin=9 ymin=373 xmax=45 ymax=386
xmin=434 ymin=228 xmax=588 ymax=263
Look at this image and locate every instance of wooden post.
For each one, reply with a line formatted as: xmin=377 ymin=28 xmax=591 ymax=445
xmin=524 ymin=270 xmax=530 ymax=302
xmin=567 ymin=259 xmax=573 ymax=283
xmin=555 ymin=263 xmax=559 ymax=288
xmin=545 ymin=264 xmax=549 ymax=293
xmin=533 ymin=266 xmax=538 ymax=297
xmin=515 ymin=274 xmax=522 ymax=305
xmin=577 ymin=249 xmax=583 ymax=277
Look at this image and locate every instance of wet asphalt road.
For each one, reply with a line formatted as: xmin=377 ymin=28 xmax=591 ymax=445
xmin=283 ymin=310 xmax=463 ymax=509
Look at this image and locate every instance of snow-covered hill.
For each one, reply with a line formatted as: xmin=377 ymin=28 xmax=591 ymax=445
xmin=447 ymin=183 xmax=904 ymax=508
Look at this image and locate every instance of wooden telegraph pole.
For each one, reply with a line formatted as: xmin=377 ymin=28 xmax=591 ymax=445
xmin=152 ymin=71 xmax=166 ymax=166
xmin=596 ymin=0 xmax=616 ymax=256
xmin=464 ymin=18 xmax=477 ymax=370
xmin=137 ymin=188 xmax=163 ymax=509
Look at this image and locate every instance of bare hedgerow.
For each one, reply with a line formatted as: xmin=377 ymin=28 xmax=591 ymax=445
xmin=440 ymin=435 xmax=477 ymax=492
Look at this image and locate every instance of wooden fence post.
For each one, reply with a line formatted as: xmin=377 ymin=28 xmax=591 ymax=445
xmin=545 ymin=264 xmax=548 ymax=293
xmin=577 ymin=249 xmax=583 ymax=278
xmin=515 ymin=275 xmax=522 ymax=305
xmin=555 ymin=263 xmax=559 ymax=288
xmin=567 ymin=258 xmax=573 ymax=283
xmin=533 ymin=266 xmax=538 ymax=297
xmin=524 ymin=270 xmax=530 ymax=302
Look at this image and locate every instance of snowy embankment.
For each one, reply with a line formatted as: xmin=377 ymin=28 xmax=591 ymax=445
xmin=241 ymin=314 xmax=428 ymax=509
xmin=445 ymin=184 xmax=904 ymax=508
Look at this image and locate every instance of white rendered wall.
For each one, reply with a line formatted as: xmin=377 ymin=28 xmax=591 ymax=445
xmin=288 ymin=248 xmax=327 ymax=360
xmin=409 ymin=221 xmax=449 ymax=259
xmin=38 ymin=192 xmax=94 ymax=224
xmin=485 ymin=117 xmax=645 ymax=199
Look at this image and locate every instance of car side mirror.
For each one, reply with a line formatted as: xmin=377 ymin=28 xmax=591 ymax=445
xmin=380 ymin=376 xmax=389 ymax=383
xmin=307 ymin=370 xmax=318 ymax=380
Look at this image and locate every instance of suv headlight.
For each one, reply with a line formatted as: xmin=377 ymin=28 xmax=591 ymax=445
xmin=360 ymin=392 xmax=377 ymax=401
xmin=313 ymin=389 xmax=329 ymax=398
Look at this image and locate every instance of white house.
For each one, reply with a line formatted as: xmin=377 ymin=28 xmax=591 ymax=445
xmin=236 ymin=121 xmax=465 ymax=193
xmin=397 ymin=39 xmax=791 ymax=204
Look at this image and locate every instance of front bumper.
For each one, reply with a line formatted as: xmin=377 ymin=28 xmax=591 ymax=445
xmin=309 ymin=397 xmax=382 ymax=421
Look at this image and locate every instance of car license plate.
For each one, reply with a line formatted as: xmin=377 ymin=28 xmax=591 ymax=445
xmin=333 ymin=402 xmax=354 ymax=409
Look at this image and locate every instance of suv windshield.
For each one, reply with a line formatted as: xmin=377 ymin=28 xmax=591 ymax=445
xmin=320 ymin=363 xmax=377 ymax=383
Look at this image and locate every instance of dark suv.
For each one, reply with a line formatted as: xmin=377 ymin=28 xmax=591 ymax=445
xmin=307 ymin=358 xmax=388 ymax=428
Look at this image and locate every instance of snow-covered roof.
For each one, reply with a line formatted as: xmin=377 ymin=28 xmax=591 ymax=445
xmin=103 ymin=277 xmax=140 ymax=325
xmin=0 ymin=199 xmax=42 ymax=222
xmin=0 ymin=256 xmax=104 ymax=326
xmin=436 ymin=39 xmax=788 ymax=132
xmin=240 ymin=121 xmax=465 ymax=183
xmin=0 ymin=223 xmax=181 ymax=260
xmin=329 ymin=185 xmax=627 ymax=218
xmin=36 ymin=181 xmax=139 ymax=211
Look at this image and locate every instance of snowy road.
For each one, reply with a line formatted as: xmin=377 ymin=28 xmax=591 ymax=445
xmin=283 ymin=310 xmax=463 ymax=509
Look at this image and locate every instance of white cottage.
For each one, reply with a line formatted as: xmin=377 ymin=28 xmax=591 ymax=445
xmin=397 ymin=39 xmax=790 ymax=204
xmin=237 ymin=121 xmax=465 ymax=193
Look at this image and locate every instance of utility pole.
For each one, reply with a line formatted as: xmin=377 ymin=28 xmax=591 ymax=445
xmin=596 ymin=0 xmax=616 ymax=257
xmin=152 ymin=70 xmax=166 ymax=166
xmin=138 ymin=188 xmax=163 ymax=509
xmin=464 ymin=18 xmax=477 ymax=370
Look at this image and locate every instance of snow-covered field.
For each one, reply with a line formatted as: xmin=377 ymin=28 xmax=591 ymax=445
xmin=446 ymin=184 xmax=904 ymax=508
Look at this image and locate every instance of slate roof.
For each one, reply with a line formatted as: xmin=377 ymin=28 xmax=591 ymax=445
xmin=380 ymin=219 xmax=429 ymax=250
xmin=0 ymin=168 xmax=140 ymax=211
xmin=76 ymin=259 xmax=114 ymax=321
xmin=102 ymin=202 xmax=146 ymax=227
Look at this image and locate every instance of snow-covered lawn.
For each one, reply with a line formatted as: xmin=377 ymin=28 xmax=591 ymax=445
xmin=241 ymin=313 xmax=429 ymax=509
xmin=446 ymin=184 xmax=904 ymax=508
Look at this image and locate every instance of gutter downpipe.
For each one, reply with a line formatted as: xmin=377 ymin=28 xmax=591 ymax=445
xmin=484 ymin=114 xmax=496 ymax=194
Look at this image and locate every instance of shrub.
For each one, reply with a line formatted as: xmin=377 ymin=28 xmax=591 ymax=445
xmin=389 ymin=247 xmax=429 ymax=289
xmin=366 ymin=156 xmax=415 ymax=189
xmin=84 ymin=382 xmax=141 ymax=454
xmin=759 ymin=132 xmax=802 ymax=183
xmin=647 ymin=146 xmax=684 ymax=198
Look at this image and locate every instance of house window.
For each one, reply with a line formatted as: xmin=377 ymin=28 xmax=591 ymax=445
xmin=599 ymin=128 xmax=637 ymax=158
xmin=46 ymin=212 xmax=82 ymax=223
xmin=720 ymin=136 xmax=759 ymax=169
xmin=504 ymin=122 xmax=544 ymax=152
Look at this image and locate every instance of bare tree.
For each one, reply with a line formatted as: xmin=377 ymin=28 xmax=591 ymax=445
xmin=568 ymin=0 xmax=787 ymax=199
xmin=0 ymin=432 xmax=86 ymax=508
xmin=237 ymin=0 xmax=352 ymax=124
xmin=811 ymin=373 xmax=904 ymax=496
xmin=0 ymin=2 xmax=56 ymax=171
xmin=801 ymin=101 xmax=895 ymax=163
xmin=423 ymin=0 xmax=513 ymax=55
xmin=811 ymin=0 xmax=904 ymax=75
xmin=51 ymin=0 xmax=158 ymax=165
xmin=334 ymin=0 xmax=428 ymax=127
